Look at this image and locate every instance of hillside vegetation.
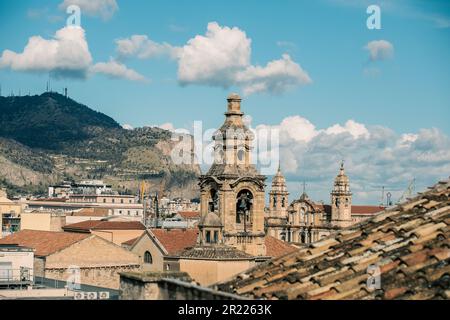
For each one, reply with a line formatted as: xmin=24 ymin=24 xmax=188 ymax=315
xmin=0 ymin=92 xmax=200 ymax=197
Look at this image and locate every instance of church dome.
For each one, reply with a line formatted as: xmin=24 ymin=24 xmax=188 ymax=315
xmin=198 ymin=212 xmax=223 ymax=227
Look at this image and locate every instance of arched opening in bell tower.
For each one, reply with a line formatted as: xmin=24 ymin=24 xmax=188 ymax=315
xmin=208 ymin=189 xmax=219 ymax=213
xmin=236 ymin=189 xmax=253 ymax=231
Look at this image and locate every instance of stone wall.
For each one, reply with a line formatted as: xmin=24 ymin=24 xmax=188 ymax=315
xmin=119 ymin=271 xmax=243 ymax=300
xmin=42 ymin=235 xmax=141 ymax=289
xmin=45 ymin=265 xmax=140 ymax=289
xmin=179 ymin=258 xmax=255 ymax=286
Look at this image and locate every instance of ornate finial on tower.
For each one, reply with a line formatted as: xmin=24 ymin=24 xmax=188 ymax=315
xmin=340 ymin=160 xmax=345 ymax=175
xmin=226 ymin=93 xmax=242 ymax=114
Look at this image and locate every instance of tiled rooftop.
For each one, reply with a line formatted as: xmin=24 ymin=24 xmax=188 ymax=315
xmin=217 ymin=178 xmax=450 ymax=300
xmin=265 ymin=236 xmax=297 ymax=258
xmin=150 ymin=228 xmax=199 ymax=255
xmin=178 ymin=245 xmax=254 ymax=260
xmin=177 ymin=211 xmax=201 ymax=219
xmin=0 ymin=230 xmax=90 ymax=257
xmin=62 ymin=220 xmax=146 ymax=232
xmin=122 ymin=236 xmax=140 ymax=247
xmin=69 ymin=208 xmax=110 ymax=217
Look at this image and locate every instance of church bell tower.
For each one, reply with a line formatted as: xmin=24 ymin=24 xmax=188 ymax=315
xmin=331 ymin=161 xmax=353 ymax=227
xmin=198 ymin=93 xmax=267 ymax=256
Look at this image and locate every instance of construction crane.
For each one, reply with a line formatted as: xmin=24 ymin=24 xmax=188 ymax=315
xmin=397 ymin=178 xmax=416 ymax=204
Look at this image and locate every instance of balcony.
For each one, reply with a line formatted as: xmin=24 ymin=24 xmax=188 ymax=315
xmin=0 ymin=268 xmax=33 ymax=288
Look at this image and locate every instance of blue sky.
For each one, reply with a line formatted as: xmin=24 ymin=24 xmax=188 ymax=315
xmin=0 ymin=0 xmax=449 ymax=204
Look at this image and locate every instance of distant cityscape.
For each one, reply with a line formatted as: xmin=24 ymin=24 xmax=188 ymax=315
xmin=0 ymin=0 xmax=449 ymax=304
xmin=1 ymin=94 xmax=448 ymax=301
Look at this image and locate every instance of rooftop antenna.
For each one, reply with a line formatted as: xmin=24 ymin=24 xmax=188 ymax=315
xmin=386 ymin=192 xmax=392 ymax=207
xmin=65 ymin=87 xmax=68 ymax=98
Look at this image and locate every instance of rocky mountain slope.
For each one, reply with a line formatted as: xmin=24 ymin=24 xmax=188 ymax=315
xmin=0 ymin=92 xmax=200 ymax=197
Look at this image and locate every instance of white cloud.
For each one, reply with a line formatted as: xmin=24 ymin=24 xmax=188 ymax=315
xmin=178 ymin=22 xmax=311 ymax=94
xmin=262 ymin=115 xmax=450 ymax=204
xmin=91 ymin=59 xmax=147 ymax=82
xmin=0 ymin=26 xmax=92 ymax=79
xmin=177 ymin=22 xmax=251 ymax=87
xmin=325 ymin=120 xmax=370 ymax=139
xmin=115 ymin=35 xmax=180 ymax=60
xmin=0 ymin=26 xmax=144 ymax=82
xmin=365 ymin=40 xmax=394 ymax=61
xmin=235 ymin=54 xmax=312 ymax=95
xmin=117 ymin=22 xmax=312 ymax=95
xmin=59 ymin=0 xmax=118 ymax=20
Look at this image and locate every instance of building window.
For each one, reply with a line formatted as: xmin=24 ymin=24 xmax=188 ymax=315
xmin=121 ymin=199 xmax=124 ymax=204
xmin=103 ymin=199 xmax=106 ymax=203
xmin=213 ymin=231 xmax=218 ymax=243
xmin=128 ymin=211 xmax=130 ymax=215
xmin=112 ymin=199 xmax=115 ymax=203
xmin=206 ymin=231 xmax=211 ymax=243
xmin=301 ymin=232 xmax=306 ymax=244
xmin=144 ymin=251 xmax=153 ymax=264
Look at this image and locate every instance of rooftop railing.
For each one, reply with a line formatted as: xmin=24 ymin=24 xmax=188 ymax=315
xmin=0 ymin=268 xmax=33 ymax=287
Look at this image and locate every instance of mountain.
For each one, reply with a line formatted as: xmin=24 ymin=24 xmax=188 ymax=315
xmin=0 ymin=92 xmax=200 ymax=197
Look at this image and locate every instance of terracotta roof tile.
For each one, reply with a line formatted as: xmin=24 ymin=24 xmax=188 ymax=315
xmin=70 ymin=208 xmax=109 ymax=217
xmin=0 ymin=230 xmax=90 ymax=257
xmin=150 ymin=228 xmax=198 ymax=255
xmin=351 ymin=205 xmax=385 ymax=214
xmin=216 ymin=177 xmax=450 ymax=300
xmin=265 ymin=236 xmax=297 ymax=258
xmin=62 ymin=220 xmax=146 ymax=232
xmin=177 ymin=211 xmax=200 ymax=219
xmin=384 ymin=287 xmax=408 ymax=300
xmin=122 ymin=236 xmax=140 ymax=247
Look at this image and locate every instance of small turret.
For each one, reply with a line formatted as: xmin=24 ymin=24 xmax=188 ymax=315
xmin=331 ymin=161 xmax=352 ymax=227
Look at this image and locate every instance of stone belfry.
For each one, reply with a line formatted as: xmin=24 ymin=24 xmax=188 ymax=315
xmin=198 ymin=93 xmax=267 ymax=256
xmin=331 ymin=161 xmax=353 ymax=228
xmin=266 ymin=166 xmax=289 ymax=238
